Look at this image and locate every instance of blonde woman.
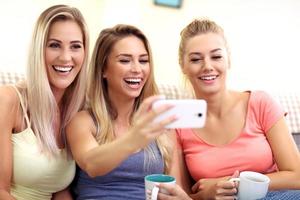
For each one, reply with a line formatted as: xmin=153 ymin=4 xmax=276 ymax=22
xmin=66 ymin=24 xmax=178 ymax=200
xmin=0 ymin=5 xmax=89 ymax=200
xmin=172 ymin=18 xmax=300 ymax=200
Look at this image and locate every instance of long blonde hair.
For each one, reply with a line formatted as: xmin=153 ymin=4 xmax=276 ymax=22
xmin=87 ymin=24 xmax=172 ymax=172
xmin=24 ymin=5 xmax=89 ymax=156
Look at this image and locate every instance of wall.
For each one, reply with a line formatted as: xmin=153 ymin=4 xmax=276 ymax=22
xmin=0 ymin=0 xmax=299 ymax=92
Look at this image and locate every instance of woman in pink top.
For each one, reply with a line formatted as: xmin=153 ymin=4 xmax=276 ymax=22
xmin=168 ymin=18 xmax=300 ymax=200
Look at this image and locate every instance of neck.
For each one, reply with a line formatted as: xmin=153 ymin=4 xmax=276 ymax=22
xmin=51 ymin=88 xmax=65 ymax=108
xmin=197 ymin=90 xmax=232 ymax=118
xmin=110 ymin=96 xmax=135 ymax=125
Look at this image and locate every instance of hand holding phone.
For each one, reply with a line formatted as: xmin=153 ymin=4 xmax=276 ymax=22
xmin=152 ymin=99 xmax=207 ymax=129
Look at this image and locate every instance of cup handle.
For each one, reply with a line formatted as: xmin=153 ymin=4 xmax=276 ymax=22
xmin=151 ymin=186 xmax=159 ymax=200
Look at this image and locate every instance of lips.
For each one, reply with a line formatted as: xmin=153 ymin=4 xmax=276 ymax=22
xmin=52 ymin=65 xmax=73 ymax=73
xmin=124 ymin=77 xmax=142 ymax=85
xmin=199 ymin=75 xmax=218 ymax=81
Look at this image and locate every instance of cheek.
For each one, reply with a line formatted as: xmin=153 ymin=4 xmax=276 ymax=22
xmin=44 ymin=50 xmax=53 ymax=66
xmin=75 ymin=51 xmax=85 ymax=66
xmin=143 ymin=64 xmax=151 ymax=77
xmin=182 ymin=64 xmax=199 ymax=77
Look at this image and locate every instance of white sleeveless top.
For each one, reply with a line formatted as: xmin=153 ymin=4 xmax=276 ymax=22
xmin=11 ymin=86 xmax=75 ymax=200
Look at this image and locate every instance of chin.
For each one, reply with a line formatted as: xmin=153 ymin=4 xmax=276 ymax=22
xmin=128 ymin=91 xmax=143 ymax=99
xmin=51 ymin=81 xmax=73 ymax=91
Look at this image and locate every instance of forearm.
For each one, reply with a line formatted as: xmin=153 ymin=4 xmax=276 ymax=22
xmin=82 ymin=135 xmax=136 ymax=177
xmin=267 ymin=170 xmax=300 ymax=190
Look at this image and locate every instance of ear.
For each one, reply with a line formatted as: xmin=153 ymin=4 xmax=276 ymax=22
xmin=102 ymin=70 xmax=107 ymax=78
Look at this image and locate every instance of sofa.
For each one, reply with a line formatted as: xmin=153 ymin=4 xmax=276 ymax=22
xmin=1 ymin=70 xmax=299 ymax=150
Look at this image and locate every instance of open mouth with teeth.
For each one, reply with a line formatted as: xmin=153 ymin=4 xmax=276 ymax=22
xmin=124 ymin=78 xmax=142 ymax=85
xmin=199 ymin=75 xmax=219 ymax=81
xmin=53 ymin=65 xmax=73 ymax=73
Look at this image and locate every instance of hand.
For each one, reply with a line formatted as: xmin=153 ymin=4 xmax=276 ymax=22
xmin=157 ymin=183 xmax=192 ymax=200
xmin=190 ymin=171 xmax=239 ymax=200
xmin=127 ymin=95 xmax=176 ymax=150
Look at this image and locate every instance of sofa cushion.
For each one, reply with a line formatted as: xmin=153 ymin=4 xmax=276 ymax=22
xmin=0 ymin=71 xmax=24 ymax=85
xmin=1 ymin=71 xmax=299 ymax=149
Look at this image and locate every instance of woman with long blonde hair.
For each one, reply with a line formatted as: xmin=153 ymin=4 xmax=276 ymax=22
xmin=173 ymin=18 xmax=300 ymax=200
xmin=0 ymin=4 xmax=89 ymax=200
xmin=66 ymin=24 xmax=176 ymax=199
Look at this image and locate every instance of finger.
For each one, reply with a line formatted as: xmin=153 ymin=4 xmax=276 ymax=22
xmin=215 ymin=196 xmax=237 ymax=200
xmin=231 ymin=170 xmax=240 ymax=178
xmin=216 ymin=188 xmax=237 ymax=196
xmin=191 ymin=181 xmax=200 ymax=193
xmin=157 ymin=192 xmax=172 ymax=200
xmin=218 ymin=180 xmax=236 ymax=189
xmin=138 ymin=95 xmax=166 ymax=115
xmin=158 ymin=183 xmax=177 ymax=195
xmin=151 ymin=115 xmax=177 ymax=133
xmin=141 ymin=102 xmax=174 ymax=125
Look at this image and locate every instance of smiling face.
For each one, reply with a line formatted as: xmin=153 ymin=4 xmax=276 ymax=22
xmin=182 ymin=32 xmax=229 ymax=96
xmin=45 ymin=20 xmax=85 ymax=94
xmin=103 ymin=36 xmax=150 ymax=101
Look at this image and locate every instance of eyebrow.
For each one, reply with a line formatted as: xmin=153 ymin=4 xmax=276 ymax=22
xmin=188 ymin=48 xmax=222 ymax=56
xmin=47 ymin=38 xmax=83 ymax=44
xmin=116 ymin=53 xmax=148 ymax=57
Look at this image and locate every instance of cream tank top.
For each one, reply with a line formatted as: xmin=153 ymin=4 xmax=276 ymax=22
xmin=11 ymin=86 xmax=75 ymax=200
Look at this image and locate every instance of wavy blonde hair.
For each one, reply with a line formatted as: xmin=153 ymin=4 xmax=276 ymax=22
xmin=87 ymin=24 xmax=172 ymax=173
xmin=23 ymin=5 xmax=89 ymax=156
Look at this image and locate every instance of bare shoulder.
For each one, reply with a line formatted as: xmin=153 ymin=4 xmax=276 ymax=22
xmin=0 ymin=85 xmax=20 ymax=132
xmin=69 ymin=110 xmax=94 ymax=126
xmin=66 ymin=110 xmax=96 ymax=135
xmin=0 ymin=85 xmax=19 ymax=107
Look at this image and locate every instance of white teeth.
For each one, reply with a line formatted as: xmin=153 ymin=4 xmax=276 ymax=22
xmin=53 ymin=66 xmax=72 ymax=72
xmin=124 ymin=78 xmax=142 ymax=83
xmin=200 ymin=75 xmax=217 ymax=81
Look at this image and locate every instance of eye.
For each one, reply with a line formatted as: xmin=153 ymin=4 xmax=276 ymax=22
xmin=71 ymin=44 xmax=83 ymax=50
xmin=48 ymin=42 xmax=60 ymax=48
xmin=119 ymin=59 xmax=130 ymax=64
xmin=139 ymin=59 xmax=149 ymax=64
xmin=212 ymin=55 xmax=222 ymax=60
xmin=190 ymin=58 xmax=202 ymax=63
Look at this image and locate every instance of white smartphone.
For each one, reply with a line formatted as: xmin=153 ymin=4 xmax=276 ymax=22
xmin=152 ymin=99 xmax=207 ymax=129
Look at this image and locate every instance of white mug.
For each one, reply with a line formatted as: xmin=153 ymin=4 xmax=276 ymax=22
xmin=230 ymin=171 xmax=270 ymax=200
xmin=144 ymin=174 xmax=176 ymax=200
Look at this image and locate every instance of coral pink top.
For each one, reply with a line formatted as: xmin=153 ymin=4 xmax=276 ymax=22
xmin=176 ymin=91 xmax=285 ymax=181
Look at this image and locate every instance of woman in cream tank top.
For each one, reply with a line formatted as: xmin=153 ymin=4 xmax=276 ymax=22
xmin=11 ymin=86 xmax=75 ymax=200
xmin=0 ymin=4 xmax=89 ymax=200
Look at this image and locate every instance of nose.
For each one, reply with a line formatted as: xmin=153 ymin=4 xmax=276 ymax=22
xmin=58 ymin=48 xmax=72 ymax=62
xmin=130 ymin=61 xmax=142 ymax=73
xmin=202 ymin=58 xmax=213 ymax=72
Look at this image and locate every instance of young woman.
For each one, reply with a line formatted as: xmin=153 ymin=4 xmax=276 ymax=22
xmin=0 ymin=5 xmax=89 ymax=200
xmin=66 ymin=24 xmax=178 ymax=200
xmin=171 ymin=18 xmax=300 ymax=200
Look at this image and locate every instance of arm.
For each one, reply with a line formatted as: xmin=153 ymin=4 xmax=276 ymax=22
xmin=167 ymin=132 xmax=237 ymax=200
xmin=0 ymin=86 xmax=19 ymax=200
xmin=66 ymin=96 xmax=175 ymax=177
xmin=51 ymin=188 xmax=73 ymax=200
xmin=265 ymin=117 xmax=300 ymax=189
xmin=66 ymin=111 xmax=140 ymax=177
xmin=168 ymin=131 xmax=193 ymax=194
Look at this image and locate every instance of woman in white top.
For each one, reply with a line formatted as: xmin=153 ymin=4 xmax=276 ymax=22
xmin=0 ymin=4 xmax=89 ymax=200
